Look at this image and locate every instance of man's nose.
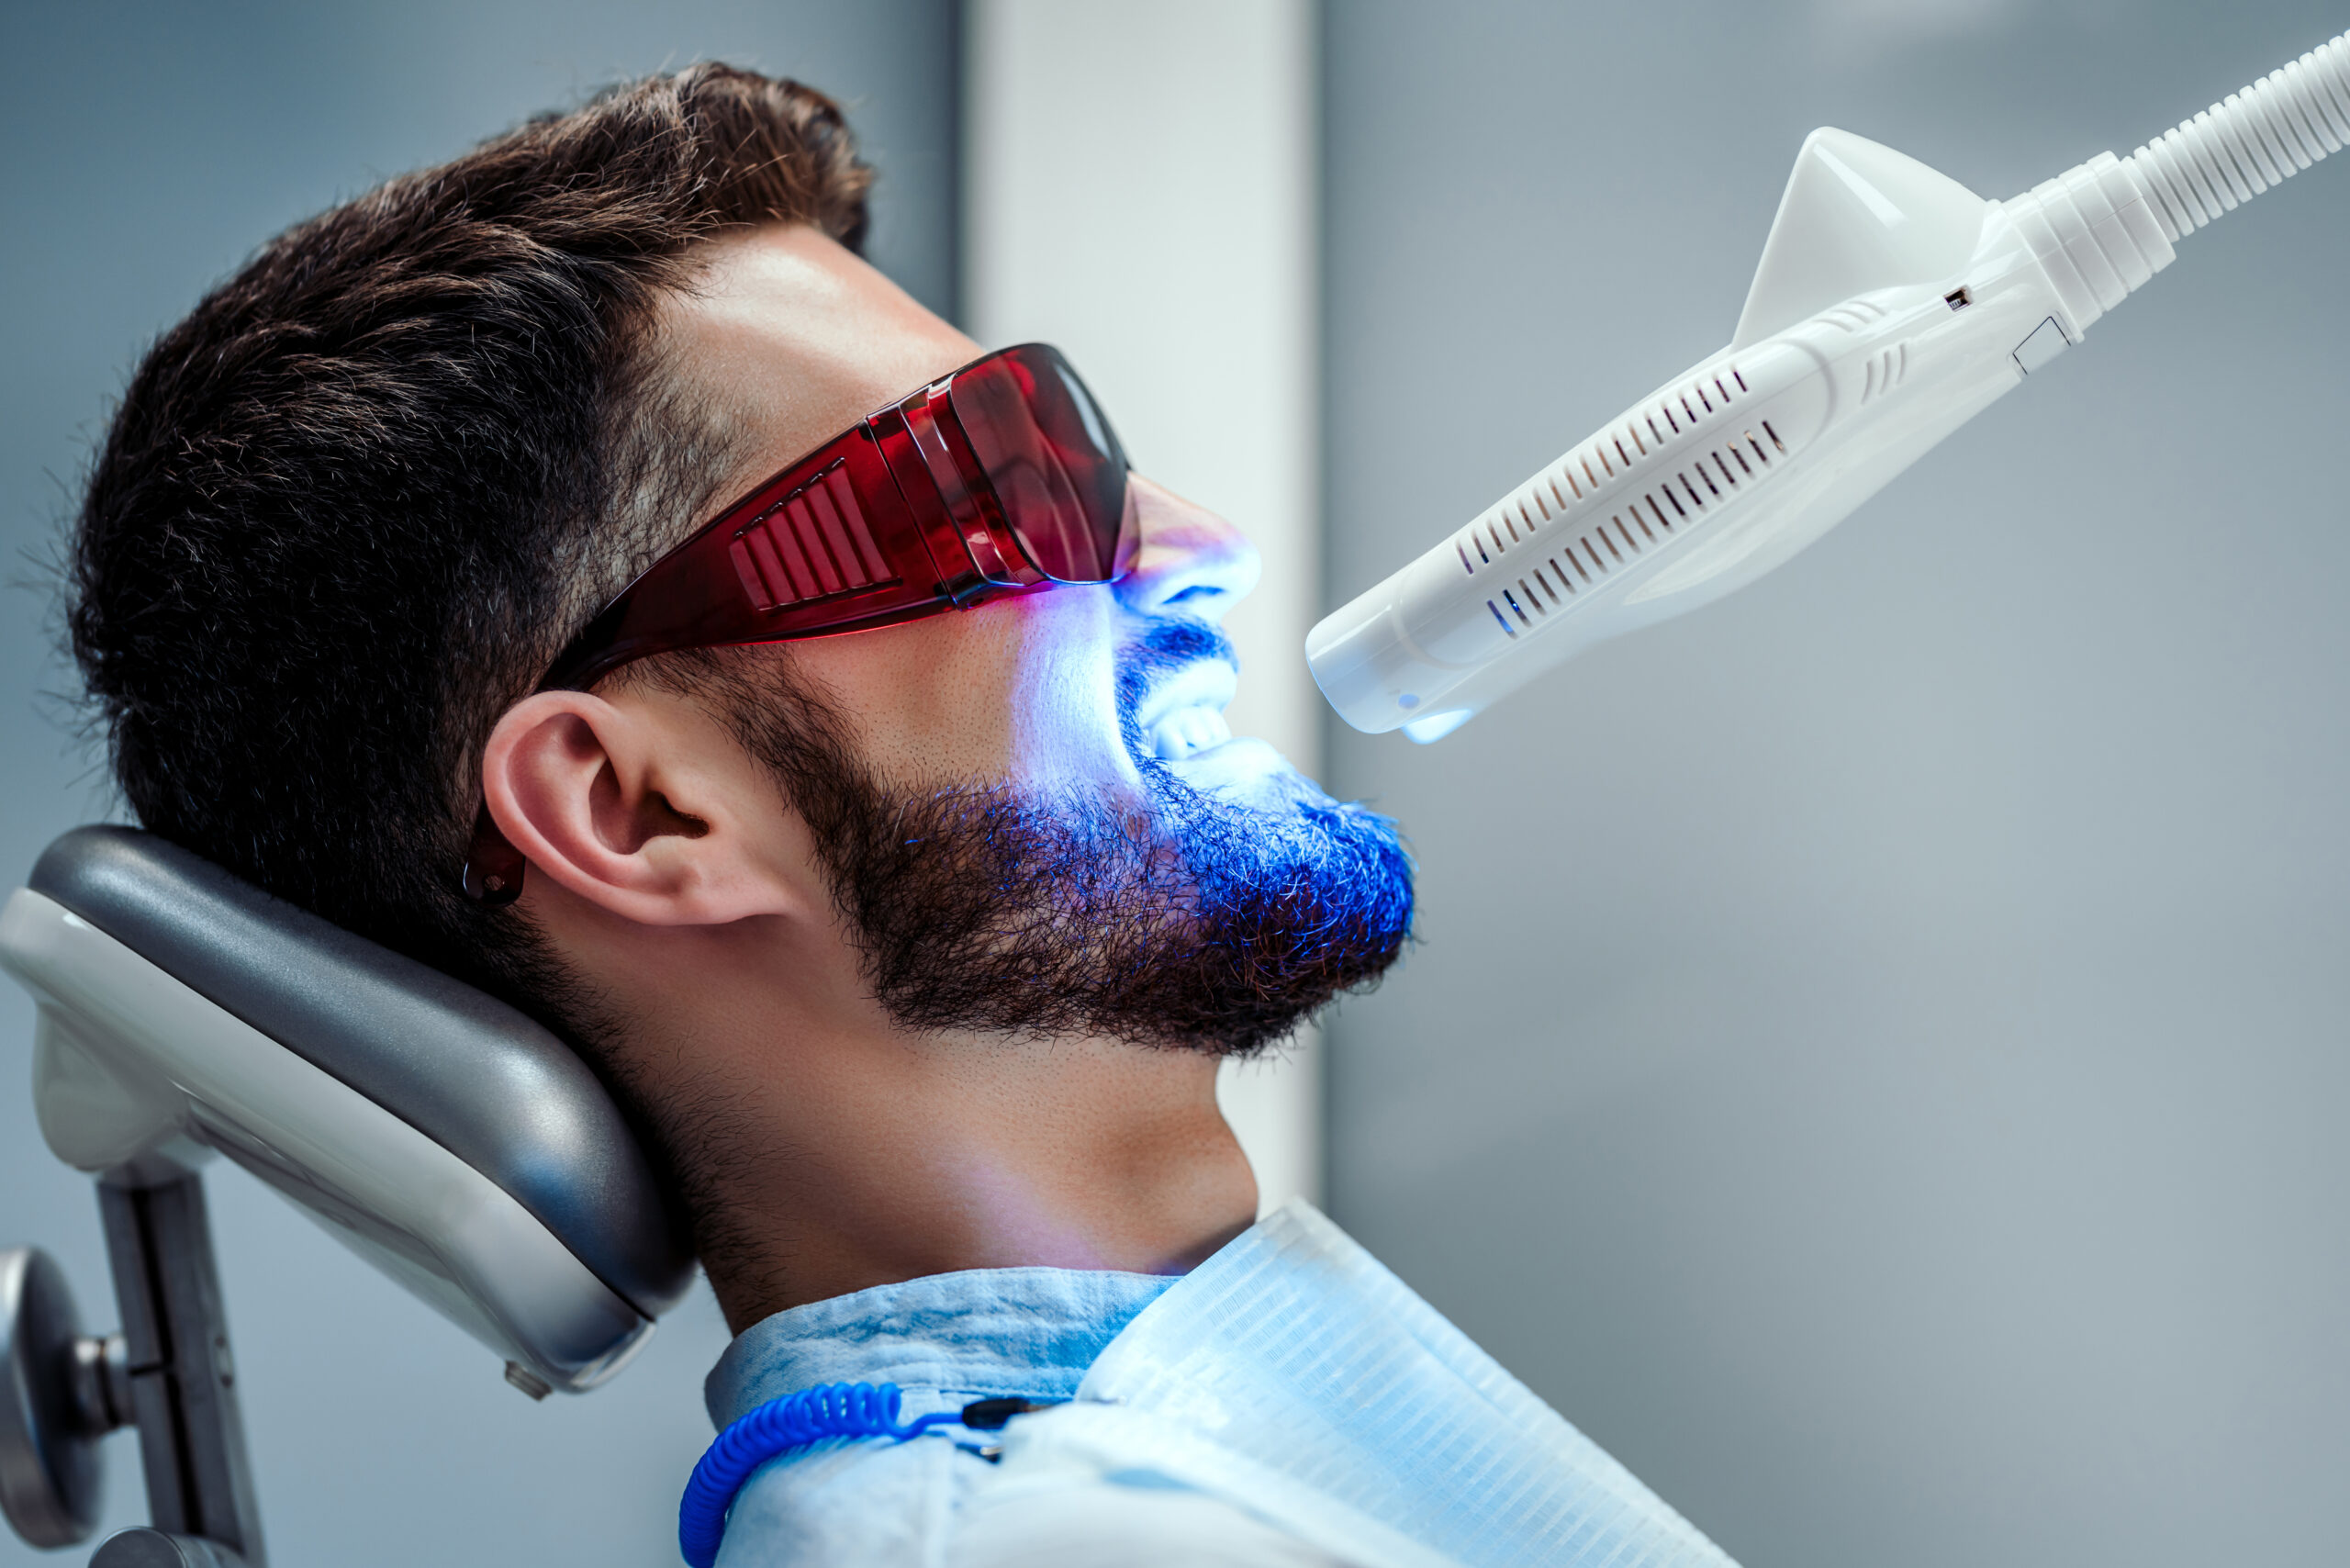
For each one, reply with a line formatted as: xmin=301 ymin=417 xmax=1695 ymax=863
xmin=1114 ymin=475 xmax=1261 ymax=625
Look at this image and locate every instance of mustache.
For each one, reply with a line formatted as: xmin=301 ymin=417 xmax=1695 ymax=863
xmin=1115 ymin=620 xmax=1238 ymax=724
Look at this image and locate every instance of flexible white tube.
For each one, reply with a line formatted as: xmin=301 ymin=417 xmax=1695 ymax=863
xmin=2126 ymin=31 xmax=2350 ymax=241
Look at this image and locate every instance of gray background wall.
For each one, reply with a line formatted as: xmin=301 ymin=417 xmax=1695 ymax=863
xmin=1322 ymin=5 xmax=2350 ymax=1568
xmin=0 ymin=4 xmax=952 ymax=1562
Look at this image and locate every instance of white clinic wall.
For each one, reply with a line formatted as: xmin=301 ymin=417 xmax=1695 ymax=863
xmin=964 ymin=0 xmax=1325 ymax=1210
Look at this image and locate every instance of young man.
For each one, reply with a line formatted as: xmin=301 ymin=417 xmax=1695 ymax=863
xmin=71 ymin=66 xmax=1732 ymax=1567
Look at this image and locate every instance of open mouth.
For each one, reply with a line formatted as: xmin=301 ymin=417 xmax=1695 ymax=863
xmin=1127 ymin=654 xmax=1312 ymax=810
xmin=1135 ymin=658 xmax=1240 ymax=762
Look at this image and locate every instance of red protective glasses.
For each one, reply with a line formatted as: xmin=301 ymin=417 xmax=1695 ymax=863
xmin=463 ymin=342 xmax=1136 ymax=903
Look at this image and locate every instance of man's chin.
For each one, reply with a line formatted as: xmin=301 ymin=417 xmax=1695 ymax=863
xmin=1160 ymin=734 xmax=1331 ymax=813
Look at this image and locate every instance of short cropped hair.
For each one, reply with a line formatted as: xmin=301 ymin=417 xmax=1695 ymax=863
xmin=68 ymin=64 xmax=871 ymax=1022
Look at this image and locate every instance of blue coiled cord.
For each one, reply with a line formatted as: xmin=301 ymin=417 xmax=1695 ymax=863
xmin=677 ymin=1382 xmax=972 ymax=1567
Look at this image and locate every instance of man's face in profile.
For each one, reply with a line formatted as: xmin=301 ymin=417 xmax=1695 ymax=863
xmin=496 ymin=221 xmax=1410 ymax=1057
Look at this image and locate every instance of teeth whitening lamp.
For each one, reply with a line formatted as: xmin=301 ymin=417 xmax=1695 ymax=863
xmin=1310 ymin=32 xmax=2350 ymax=744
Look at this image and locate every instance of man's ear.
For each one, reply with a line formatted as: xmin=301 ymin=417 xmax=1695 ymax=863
xmin=480 ymin=689 xmax=796 ymax=927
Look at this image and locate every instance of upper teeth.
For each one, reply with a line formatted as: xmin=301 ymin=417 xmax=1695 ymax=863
xmin=1151 ymin=706 xmax=1233 ymax=759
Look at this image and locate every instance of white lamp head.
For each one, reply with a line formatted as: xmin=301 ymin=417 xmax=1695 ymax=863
xmin=1309 ymin=33 xmax=2346 ymax=743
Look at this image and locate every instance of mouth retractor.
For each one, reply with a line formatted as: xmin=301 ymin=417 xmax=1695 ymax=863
xmin=1308 ymin=31 xmax=2350 ymax=742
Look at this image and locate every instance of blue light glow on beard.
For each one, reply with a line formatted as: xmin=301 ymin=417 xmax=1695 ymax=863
xmin=720 ymin=621 xmax=1415 ymax=1054
xmin=1112 ymin=620 xmax=1417 ymax=1039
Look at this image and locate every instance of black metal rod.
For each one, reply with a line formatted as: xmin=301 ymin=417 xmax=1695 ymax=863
xmin=95 ymin=1173 xmax=264 ymax=1566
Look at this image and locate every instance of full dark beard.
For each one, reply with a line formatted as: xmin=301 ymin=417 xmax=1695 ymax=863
xmin=712 ymin=625 xmax=1414 ymax=1055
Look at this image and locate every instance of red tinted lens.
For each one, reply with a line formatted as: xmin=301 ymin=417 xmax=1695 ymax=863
xmin=946 ymin=345 xmax=1131 ymax=583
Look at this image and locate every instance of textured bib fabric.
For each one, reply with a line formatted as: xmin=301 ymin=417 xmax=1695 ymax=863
xmin=985 ymin=1201 xmax=1740 ymax=1568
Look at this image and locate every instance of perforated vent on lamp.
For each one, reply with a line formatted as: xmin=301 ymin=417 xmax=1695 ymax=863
xmin=1460 ymin=360 xmax=1796 ymax=641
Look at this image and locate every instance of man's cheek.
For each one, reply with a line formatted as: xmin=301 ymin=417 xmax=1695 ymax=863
xmin=991 ymin=591 xmax=1130 ymax=789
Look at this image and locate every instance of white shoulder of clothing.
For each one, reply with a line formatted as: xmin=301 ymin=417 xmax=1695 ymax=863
xmin=705 ymin=1203 xmax=1737 ymax=1568
xmin=715 ymin=1435 xmax=1349 ymax=1567
xmin=957 ymin=1472 xmax=1354 ymax=1567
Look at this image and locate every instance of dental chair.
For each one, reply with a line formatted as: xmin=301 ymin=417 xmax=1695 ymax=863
xmin=0 ymin=826 xmax=695 ymax=1566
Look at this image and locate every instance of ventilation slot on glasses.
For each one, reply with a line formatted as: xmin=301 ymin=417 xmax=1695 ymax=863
xmin=729 ymin=465 xmax=898 ymax=610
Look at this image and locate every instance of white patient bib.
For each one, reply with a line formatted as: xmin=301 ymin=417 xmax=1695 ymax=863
xmin=979 ymin=1201 xmax=1741 ymax=1568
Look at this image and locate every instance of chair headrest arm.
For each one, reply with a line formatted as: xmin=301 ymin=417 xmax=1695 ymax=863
xmin=30 ymin=826 xmax=692 ymax=1316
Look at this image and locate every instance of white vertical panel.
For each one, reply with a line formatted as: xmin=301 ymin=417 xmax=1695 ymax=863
xmin=965 ymin=0 xmax=1323 ymax=1210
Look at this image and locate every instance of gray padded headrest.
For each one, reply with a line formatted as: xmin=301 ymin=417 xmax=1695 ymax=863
xmin=29 ymin=825 xmax=692 ymax=1318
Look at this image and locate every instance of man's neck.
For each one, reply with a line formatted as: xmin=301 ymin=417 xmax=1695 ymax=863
xmin=656 ymin=1014 xmax=1259 ymax=1333
xmin=544 ymin=884 xmax=1261 ymax=1333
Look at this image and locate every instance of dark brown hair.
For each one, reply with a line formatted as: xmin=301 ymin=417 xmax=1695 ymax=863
xmin=68 ymin=64 xmax=872 ymax=1023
